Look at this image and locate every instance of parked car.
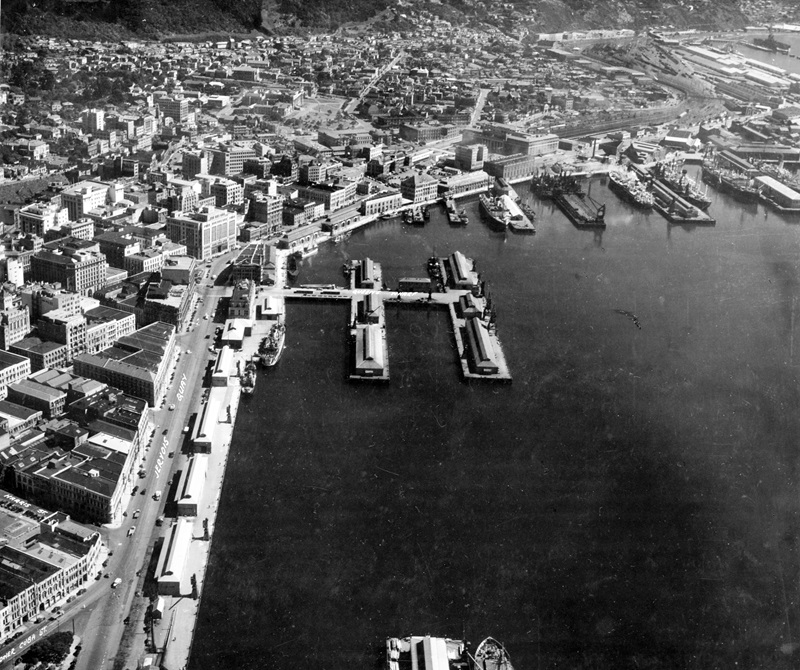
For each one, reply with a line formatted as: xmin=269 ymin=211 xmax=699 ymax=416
xmin=127 ymin=526 xmax=136 ymax=536
xmin=169 ymin=404 xmax=176 ymax=411
xmin=132 ymin=509 xmax=140 ymax=519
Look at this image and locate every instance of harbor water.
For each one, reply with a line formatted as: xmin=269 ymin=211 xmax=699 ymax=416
xmin=191 ymin=181 xmax=800 ymax=669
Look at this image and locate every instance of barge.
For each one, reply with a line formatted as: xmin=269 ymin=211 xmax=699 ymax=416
xmin=552 ymin=192 xmax=607 ymax=228
xmin=445 ymin=197 xmax=468 ymax=225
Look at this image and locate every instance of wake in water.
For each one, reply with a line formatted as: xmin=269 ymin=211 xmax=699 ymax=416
xmin=614 ymin=309 xmax=642 ymax=329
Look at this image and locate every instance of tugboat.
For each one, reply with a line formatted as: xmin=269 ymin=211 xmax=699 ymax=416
xmin=259 ymin=322 xmax=286 ymax=367
xmin=474 ymin=638 xmax=513 ymax=670
xmin=242 ymin=361 xmax=257 ymax=394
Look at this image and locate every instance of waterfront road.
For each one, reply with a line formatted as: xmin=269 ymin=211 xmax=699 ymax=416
xmin=63 ymin=251 xmax=238 ymax=670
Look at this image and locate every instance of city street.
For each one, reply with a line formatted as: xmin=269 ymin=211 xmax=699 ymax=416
xmin=16 ymin=251 xmax=238 ymax=670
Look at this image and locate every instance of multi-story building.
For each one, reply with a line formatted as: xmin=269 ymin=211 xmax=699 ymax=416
xmin=7 ymin=379 xmax=67 ymax=418
xmin=401 ymin=172 xmax=438 ymax=203
xmin=82 ymin=108 xmax=105 ymax=134
xmin=182 ymin=151 xmax=208 ymax=179
xmin=483 ymin=153 xmax=539 ymax=181
xmin=454 ymin=144 xmax=488 ymax=172
xmin=248 ymin=192 xmax=284 ymax=237
xmin=209 ymin=144 xmax=257 ymax=177
xmin=84 ymin=306 xmax=136 ymax=352
xmin=461 ymin=125 xmax=559 ymax=157
xmin=0 ymin=351 xmax=31 ymax=400
xmin=0 ymin=499 xmax=101 ymax=643
xmin=18 ymin=203 xmax=69 ymax=237
xmin=60 ymin=180 xmax=111 ymax=221
xmin=10 ymin=337 xmax=69 ymax=372
xmin=210 ymin=179 xmax=244 ymax=207
xmin=124 ymin=250 xmax=165 ymax=276
xmin=73 ymin=322 xmax=177 ymax=406
xmin=0 ymin=306 xmax=30 ymax=350
xmin=294 ymin=181 xmax=358 ymax=211
xmin=435 ymin=169 xmax=493 ymax=197
xmin=30 ymin=248 xmax=108 ymax=296
xmin=18 ymin=283 xmax=81 ymax=322
xmin=37 ymin=309 xmax=87 ymax=362
xmin=399 ymin=123 xmax=459 ymax=144
xmin=95 ymin=231 xmax=142 ymax=269
xmin=360 ymin=190 xmax=403 ymax=216
xmin=157 ymin=96 xmax=189 ymax=124
xmin=229 ymin=280 xmax=255 ymax=320
xmin=166 ymin=206 xmax=237 ymax=261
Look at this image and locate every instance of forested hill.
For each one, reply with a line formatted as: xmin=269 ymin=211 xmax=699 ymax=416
xmin=0 ymin=0 xmax=796 ymax=39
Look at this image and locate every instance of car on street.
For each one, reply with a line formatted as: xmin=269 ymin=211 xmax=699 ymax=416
xmin=131 ymin=486 xmax=138 ymax=495
xmin=111 ymin=578 xmax=122 ymax=588
xmin=169 ymin=404 xmax=175 ymax=411
xmin=133 ymin=509 xmax=140 ymax=519
xmin=127 ymin=526 xmax=136 ymax=536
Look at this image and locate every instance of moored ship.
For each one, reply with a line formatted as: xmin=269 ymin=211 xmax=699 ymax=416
xmin=386 ymin=636 xmax=470 ymax=670
xmin=531 ymin=171 xmax=583 ymax=199
xmin=242 ymin=361 xmax=257 ymax=394
xmin=608 ymin=170 xmax=654 ymax=209
xmin=652 ymin=159 xmax=712 ymax=211
xmin=553 ymin=191 xmax=607 ymax=228
xmin=259 ymin=322 xmax=286 ymax=367
xmin=753 ymin=34 xmax=790 ymax=54
xmin=473 ymin=637 xmax=514 ymax=670
xmin=701 ymin=164 xmax=761 ymax=203
xmin=479 ymin=194 xmax=509 ymax=230
xmin=445 ymin=197 xmax=468 ymax=225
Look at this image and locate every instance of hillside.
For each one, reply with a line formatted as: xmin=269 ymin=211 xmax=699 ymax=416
xmin=1 ymin=0 xmax=798 ymax=39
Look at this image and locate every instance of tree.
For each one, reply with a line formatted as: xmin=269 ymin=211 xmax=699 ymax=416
xmin=21 ymin=632 xmax=74 ymax=666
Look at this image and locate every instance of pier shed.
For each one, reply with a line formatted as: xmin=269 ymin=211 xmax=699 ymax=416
xmin=356 ymin=258 xmax=382 ymax=289
xmin=448 ymin=251 xmax=480 ymax=295
xmin=154 ymin=517 xmax=193 ymax=596
xmin=175 ymin=455 xmax=207 ymax=517
xmin=755 ymin=175 xmax=800 ymax=208
xmin=211 ymin=346 xmax=233 ymax=387
xmin=458 ymin=293 xmax=482 ymax=320
xmin=191 ymin=395 xmax=220 ymax=453
xmin=220 ymin=318 xmax=251 ymax=349
xmin=464 ymin=319 xmax=499 ymax=375
xmin=358 ymin=293 xmax=384 ymax=325
xmin=353 ymin=324 xmax=386 ymax=378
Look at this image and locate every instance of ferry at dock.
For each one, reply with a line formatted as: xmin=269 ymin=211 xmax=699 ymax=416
xmin=479 ymin=194 xmax=509 ymax=230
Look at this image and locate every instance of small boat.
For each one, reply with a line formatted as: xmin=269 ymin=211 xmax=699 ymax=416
xmin=287 ymin=253 xmax=301 ymax=278
xmin=242 ymin=361 xmax=257 ymax=394
xmin=474 ymin=637 xmax=513 ymax=670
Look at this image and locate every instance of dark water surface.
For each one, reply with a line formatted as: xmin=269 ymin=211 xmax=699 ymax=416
xmin=191 ymin=179 xmax=800 ymax=669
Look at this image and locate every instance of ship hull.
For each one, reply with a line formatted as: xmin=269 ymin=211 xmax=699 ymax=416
xmin=701 ymin=166 xmax=760 ymax=203
xmin=479 ymin=195 xmax=508 ymax=231
xmin=474 ymin=638 xmax=513 ymax=670
xmin=608 ymin=173 xmax=653 ymax=209
xmin=260 ymin=326 xmax=285 ymax=367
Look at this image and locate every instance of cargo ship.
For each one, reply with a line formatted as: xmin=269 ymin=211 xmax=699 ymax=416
xmin=479 ymin=194 xmax=509 ymax=230
xmin=553 ymin=192 xmax=606 ymax=228
xmin=652 ymin=159 xmax=712 ymax=210
xmin=753 ymin=34 xmax=790 ymax=54
xmin=607 ymin=170 xmax=654 ymax=209
xmin=259 ymin=322 xmax=286 ymax=367
xmin=700 ymin=164 xmax=761 ymax=203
